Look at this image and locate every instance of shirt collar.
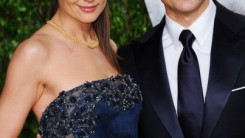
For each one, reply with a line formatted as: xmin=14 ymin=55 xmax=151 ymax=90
xmin=165 ymin=0 xmax=216 ymax=48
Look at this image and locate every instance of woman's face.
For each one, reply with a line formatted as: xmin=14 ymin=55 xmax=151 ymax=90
xmin=58 ymin=0 xmax=107 ymax=23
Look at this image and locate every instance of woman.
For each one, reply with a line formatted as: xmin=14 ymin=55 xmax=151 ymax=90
xmin=0 ymin=0 xmax=142 ymax=137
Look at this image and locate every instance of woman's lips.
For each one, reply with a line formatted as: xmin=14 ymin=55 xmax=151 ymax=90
xmin=79 ymin=5 xmax=98 ymax=13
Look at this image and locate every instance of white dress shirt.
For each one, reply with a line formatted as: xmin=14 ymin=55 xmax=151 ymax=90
xmin=162 ymin=1 xmax=217 ymax=111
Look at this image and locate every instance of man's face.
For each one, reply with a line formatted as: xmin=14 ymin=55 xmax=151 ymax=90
xmin=161 ymin=0 xmax=209 ymax=17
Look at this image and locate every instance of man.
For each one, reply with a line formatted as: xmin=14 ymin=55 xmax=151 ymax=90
xmin=118 ymin=0 xmax=245 ymax=137
xmin=144 ymin=0 xmax=245 ymax=27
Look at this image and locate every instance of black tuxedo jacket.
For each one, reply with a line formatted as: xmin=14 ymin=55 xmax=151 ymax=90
xmin=118 ymin=1 xmax=245 ymax=138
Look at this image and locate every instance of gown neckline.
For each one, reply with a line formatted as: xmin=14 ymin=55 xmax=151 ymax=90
xmin=39 ymin=74 xmax=129 ymax=123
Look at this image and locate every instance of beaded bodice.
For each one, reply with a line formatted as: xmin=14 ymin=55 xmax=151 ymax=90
xmin=39 ymin=75 xmax=142 ymax=138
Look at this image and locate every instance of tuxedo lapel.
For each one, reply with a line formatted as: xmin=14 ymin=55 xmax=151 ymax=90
xmin=136 ymin=18 xmax=184 ymax=138
xmin=201 ymin=6 xmax=244 ymax=137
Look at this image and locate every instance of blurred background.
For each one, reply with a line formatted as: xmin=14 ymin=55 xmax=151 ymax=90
xmin=0 ymin=0 xmax=151 ymax=137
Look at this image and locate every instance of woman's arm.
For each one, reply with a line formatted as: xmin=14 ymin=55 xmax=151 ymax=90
xmin=0 ymin=39 xmax=47 ymax=137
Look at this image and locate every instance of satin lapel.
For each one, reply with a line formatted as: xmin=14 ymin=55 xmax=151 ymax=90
xmin=201 ymin=17 xmax=244 ymax=138
xmin=136 ymin=20 xmax=184 ymax=138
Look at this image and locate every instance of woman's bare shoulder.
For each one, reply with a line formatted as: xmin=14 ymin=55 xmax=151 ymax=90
xmin=12 ymin=37 xmax=48 ymax=66
xmin=11 ymin=25 xmax=54 ymax=66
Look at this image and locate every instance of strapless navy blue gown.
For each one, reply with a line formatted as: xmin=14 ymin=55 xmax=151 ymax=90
xmin=38 ymin=75 xmax=142 ymax=138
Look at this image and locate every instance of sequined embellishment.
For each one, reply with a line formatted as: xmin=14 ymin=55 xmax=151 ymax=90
xmin=39 ymin=75 xmax=142 ymax=138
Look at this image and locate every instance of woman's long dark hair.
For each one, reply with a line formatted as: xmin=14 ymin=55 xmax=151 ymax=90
xmin=38 ymin=0 xmax=58 ymax=22
xmin=38 ymin=0 xmax=121 ymax=72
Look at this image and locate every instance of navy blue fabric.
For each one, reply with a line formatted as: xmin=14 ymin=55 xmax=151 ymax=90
xmin=90 ymin=102 xmax=142 ymax=138
xmin=38 ymin=75 xmax=142 ymax=138
xmin=178 ymin=30 xmax=204 ymax=138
